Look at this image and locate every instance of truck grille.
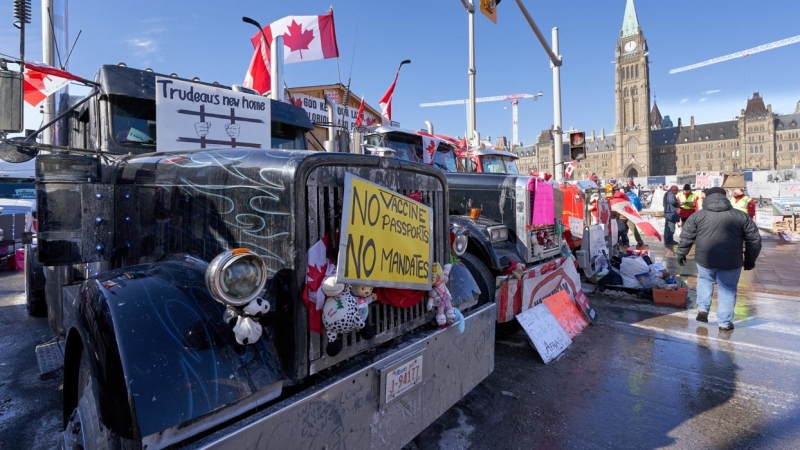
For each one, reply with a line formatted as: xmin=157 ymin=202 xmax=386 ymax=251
xmin=304 ymin=165 xmax=446 ymax=374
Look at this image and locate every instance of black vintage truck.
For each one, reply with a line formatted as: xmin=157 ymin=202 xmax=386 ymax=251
xmin=0 ymin=63 xmax=494 ymax=449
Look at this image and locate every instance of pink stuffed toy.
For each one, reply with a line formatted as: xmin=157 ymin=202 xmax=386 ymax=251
xmin=427 ymin=263 xmax=455 ymax=328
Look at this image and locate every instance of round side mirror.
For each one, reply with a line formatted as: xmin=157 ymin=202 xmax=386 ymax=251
xmin=0 ymin=137 xmax=39 ymax=163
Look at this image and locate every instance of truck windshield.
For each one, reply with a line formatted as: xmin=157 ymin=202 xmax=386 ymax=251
xmin=0 ymin=181 xmax=35 ymax=200
xmin=271 ymin=122 xmax=306 ymax=150
xmin=383 ymin=134 xmax=423 ymax=163
xmin=433 ymin=144 xmax=459 ymax=172
xmin=481 ymin=154 xmax=519 ymax=174
xmin=110 ymin=95 xmax=156 ymax=146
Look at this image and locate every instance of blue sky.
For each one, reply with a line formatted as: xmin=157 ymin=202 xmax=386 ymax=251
xmin=2 ymin=0 xmax=800 ymax=146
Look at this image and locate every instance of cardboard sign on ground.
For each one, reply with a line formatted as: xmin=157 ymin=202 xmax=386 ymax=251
xmin=543 ymin=290 xmax=589 ymax=339
xmin=516 ymin=303 xmax=572 ymax=364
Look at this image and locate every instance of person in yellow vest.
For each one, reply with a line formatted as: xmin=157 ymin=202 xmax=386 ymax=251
xmin=676 ymin=184 xmax=700 ymax=225
xmin=731 ymin=188 xmax=756 ymax=219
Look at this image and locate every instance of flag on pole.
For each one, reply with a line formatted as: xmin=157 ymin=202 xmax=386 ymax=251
xmin=244 ymin=11 xmax=340 ymax=94
xmin=379 ymin=67 xmax=403 ymax=124
xmin=564 ymin=161 xmax=578 ymax=179
xmin=22 ymin=62 xmax=82 ymax=107
xmin=420 ymin=135 xmax=437 ymax=165
xmin=354 ymin=95 xmax=365 ymax=127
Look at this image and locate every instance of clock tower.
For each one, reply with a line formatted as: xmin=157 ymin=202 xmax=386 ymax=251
xmin=614 ymin=0 xmax=651 ymax=178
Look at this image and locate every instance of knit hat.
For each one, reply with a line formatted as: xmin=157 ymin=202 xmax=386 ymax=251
xmin=705 ymin=187 xmax=726 ymax=196
xmin=683 ymin=184 xmax=692 ymax=191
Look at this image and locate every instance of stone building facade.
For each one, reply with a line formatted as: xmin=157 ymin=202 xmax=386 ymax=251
xmin=513 ymin=0 xmax=800 ymax=179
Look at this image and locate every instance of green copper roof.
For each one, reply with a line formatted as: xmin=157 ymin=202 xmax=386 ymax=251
xmin=621 ymin=0 xmax=640 ymax=38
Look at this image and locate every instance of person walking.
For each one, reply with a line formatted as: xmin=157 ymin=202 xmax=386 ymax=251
xmin=731 ymin=188 xmax=756 ymax=219
xmin=676 ymin=187 xmax=762 ymax=332
xmin=663 ymin=185 xmax=680 ymax=245
xmin=676 ymin=184 xmax=699 ymax=225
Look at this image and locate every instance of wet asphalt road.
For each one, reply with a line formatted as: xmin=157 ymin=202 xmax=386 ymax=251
xmin=2 ymin=241 xmax=800 ymax=449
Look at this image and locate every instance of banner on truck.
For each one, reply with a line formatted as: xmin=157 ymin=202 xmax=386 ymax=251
xmin=155 ymin=77 xmax=271 ymax=152
xmin=337 ymin=173 xmax=433 ymax=290
xmin=496 ymin=255 xmax=595 ymax=324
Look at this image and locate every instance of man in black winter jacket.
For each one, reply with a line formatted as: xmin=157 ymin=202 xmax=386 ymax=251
xmin=676 ymin=187 xmax=762 ymax=332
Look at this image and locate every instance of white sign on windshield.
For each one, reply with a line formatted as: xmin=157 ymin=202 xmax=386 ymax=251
xmin=155 ymin=77 xmax=271 ymax=152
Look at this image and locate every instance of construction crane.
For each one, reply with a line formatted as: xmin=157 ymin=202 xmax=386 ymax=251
xmin=670 ymin=35 xmax=800 ymax=74
xmin=420 ymin=92 xmax=543 ymax=147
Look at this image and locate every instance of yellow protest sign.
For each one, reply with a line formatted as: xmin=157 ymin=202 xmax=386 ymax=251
xmin=337 ymin=173 xmax=433 ymax=290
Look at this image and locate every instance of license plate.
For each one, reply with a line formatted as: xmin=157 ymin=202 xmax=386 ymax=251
xmin=385 ymin=355 xmax=423 ymax=403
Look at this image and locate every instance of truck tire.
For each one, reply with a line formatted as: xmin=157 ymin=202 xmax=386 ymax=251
xmin=458 ymin=252 xmax=496 ymax=305
xmin=24 ymin=245 xmax=47 ymax=317
xmin=62 ymin=349 xmax=134 ymax=450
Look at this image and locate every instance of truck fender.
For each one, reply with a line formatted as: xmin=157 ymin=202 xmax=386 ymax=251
xmin=64 ymin=256 xmax=285 ymax=444
xmin=450 ymin=215 xmax=524 ymax=272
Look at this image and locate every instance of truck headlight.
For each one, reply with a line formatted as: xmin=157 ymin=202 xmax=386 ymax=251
xmin=450 ymin=225 xmax=468 ymax=256
xmin=206 ymin=248 xmax=267 ymax=307
xmin=487 ymin=225 xmax=509 ymax=243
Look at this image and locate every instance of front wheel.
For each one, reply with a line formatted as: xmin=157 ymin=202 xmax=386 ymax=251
xmin=457 ymin=252 xmax=496 ymax=306
xmin=62 ymin=349 xmax=131 ymax=450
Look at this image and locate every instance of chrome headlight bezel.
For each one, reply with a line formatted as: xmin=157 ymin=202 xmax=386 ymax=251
xmin=205 ymin=248 xmax=267 ymax=307
xmin=487 ymin=225 xmax=509 ymax=243
xmin=451 ymin=225 xmax=468 ymax=256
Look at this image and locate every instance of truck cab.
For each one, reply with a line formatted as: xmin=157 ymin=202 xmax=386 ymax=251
xmin=0 ymin=64 xmax=495 ymax=449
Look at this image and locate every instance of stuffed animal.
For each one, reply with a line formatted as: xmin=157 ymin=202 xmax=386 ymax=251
xmin=321 ymin=277 xmax=376 ymax=357
xmin=223 ymin=306 xmax=264 ymax=345
xmin=243 ymin=297 xmax=271 ymax=317
xmin=350 ymin=284 xmax=377 ymax=322
xmin=427 ymin=263 xmax=455 ymax=328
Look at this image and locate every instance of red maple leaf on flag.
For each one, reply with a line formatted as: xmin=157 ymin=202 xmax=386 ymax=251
xmin=425 ymin=139 xmax=437 ymax=163
xmin=283 ymin=20 xmax=315 ymax=59
xmin=306 ymin=262 xmax=329 ymax=293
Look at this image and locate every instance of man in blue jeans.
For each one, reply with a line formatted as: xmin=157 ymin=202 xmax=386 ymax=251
xmin=676 ymin=187 xmax=761 ymax=332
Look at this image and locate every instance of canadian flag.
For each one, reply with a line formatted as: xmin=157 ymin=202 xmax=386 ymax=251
xmin=303 ymin=235 xmax=336 ymax=333
xmin=22 ymin=62 xmax=82 ymax=107
xmin=379 ymin=67 xmax=401 ymax=125
xmin=244 ymin=11 xmax=340 ymax=95
xmin=564 ymin=161 xmax=578 ymax=179
xmin=609 ymin=191 xmax=662 ymax=241
xmin=354 ymin=95 xmax=365 ymax=127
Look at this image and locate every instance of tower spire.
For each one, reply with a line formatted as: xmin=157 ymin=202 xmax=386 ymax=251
xmin=621 ymin=0 xmax=640 ymax=38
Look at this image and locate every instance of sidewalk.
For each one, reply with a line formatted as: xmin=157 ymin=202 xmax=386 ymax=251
xmin=645 ymin=234 xmax=800 ymax=296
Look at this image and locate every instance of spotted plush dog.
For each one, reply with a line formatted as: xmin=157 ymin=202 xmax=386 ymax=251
xmin=321 ymin=277 xmax=376 ymax=357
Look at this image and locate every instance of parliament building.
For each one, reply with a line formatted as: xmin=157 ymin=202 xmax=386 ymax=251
xmin=514 ymin=0 xmax=800 ymax=180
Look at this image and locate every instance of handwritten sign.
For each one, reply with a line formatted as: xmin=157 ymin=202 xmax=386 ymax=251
xmin=516 ymin=303 xmax=572 ymax=364
xmin=155 ymin=77 xmax=270 ymax=152
xmin=756 ymin=211 xmax=774 ymax=230
xmin=746 ymin=182 xmax=781 ymax=199
xmin=543 ymin=290 xmax=588 ymax=339
xmin=568 ymin=216 xmax=584 ymax=238
xmin=695 ymin=171 xmax=723 ymax=189
xmin=779 ymin=183 xmax=800 ymax=197
xmin=338 ymin=173 xmax=433 ymax=290
xmin=288 ymin=92 xmax=381 ymax=131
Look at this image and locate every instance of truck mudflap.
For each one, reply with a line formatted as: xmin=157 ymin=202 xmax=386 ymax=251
xmin=187 ymin=303 xmax=496 ymax=450
xmin=494 ymin=255 xmax=595 ymax=324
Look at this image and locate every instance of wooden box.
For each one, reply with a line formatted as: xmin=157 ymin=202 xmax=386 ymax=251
xmin=653 ymin=286 xmax=688 ymax=308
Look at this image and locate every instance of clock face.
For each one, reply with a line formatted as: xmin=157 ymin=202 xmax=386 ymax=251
xmin=624 ymin=41 xmax=638 ymax=52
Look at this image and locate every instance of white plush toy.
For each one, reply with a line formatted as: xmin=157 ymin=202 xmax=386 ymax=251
xmin=321 ymin=276 xmax=376 ymax=357
xmin=427 ymin=263 xmax=455 ymax=328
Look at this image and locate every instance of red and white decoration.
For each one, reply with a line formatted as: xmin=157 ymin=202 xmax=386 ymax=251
xmin=244 ymin=11 xmax=340 ymax=94
xmin=379 ymin=67 xmax=403 ymax=124
xmin=303 ymin=235 xmax=336 ymax=333
xmin=420 ymin=135 xmax=437 ymax=165
xmin=564 ymin=161 xmax=578 ymax=179
xmin=22 ymin=62 xmax=82 ymax=107
xmin=609 ymin=191 xmax=662 ymax=241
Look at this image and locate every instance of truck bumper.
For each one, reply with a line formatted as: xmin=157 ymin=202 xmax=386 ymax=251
xmin=188 ymin=303 xmax=495 ymax=450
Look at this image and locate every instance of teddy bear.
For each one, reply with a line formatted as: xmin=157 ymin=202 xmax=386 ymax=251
xmin=321 ymin=277 xmax=376 ymax=357
xmin=427 ymin=263 xmax=455 ymax=328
